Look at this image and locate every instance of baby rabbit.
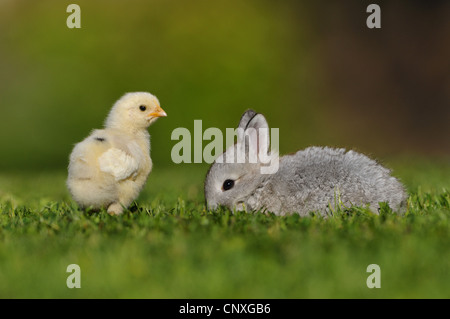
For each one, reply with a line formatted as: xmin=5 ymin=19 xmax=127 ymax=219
xmin=204 ymin=110 xmax=407 ymax=216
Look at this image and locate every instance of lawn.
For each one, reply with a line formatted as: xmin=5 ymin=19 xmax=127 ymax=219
xmin=0 ymin=159 xmax=449 ymax=298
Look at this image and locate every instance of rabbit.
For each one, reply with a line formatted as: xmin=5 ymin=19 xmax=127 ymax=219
xmin=204 ymin=109 xmax=408 ymax=216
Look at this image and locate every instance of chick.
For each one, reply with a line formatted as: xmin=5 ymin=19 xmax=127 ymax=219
xmin=67 ymin=92 xmax=167 ymax=215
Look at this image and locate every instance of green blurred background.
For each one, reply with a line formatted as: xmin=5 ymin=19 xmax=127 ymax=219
xmin=0 ymin=0 xmax=449 ymax=172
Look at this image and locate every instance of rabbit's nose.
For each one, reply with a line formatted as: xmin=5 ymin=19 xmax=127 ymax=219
xmin=206 ymin=201 xmax=218 ymax=210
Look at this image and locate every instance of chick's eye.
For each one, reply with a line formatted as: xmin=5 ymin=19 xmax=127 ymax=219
xmin=139 ymin=105 xmax=147 ymax=111
xmin=222 ymin=179 xmax=235 ymax=191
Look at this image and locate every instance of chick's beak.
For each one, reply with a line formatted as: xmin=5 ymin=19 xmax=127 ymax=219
xmin=148 ymin=106 xmax=167 ymax=118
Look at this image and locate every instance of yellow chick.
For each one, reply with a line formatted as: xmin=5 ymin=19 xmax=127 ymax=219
xmin=67 ymin=92 xmax=167 ymax=215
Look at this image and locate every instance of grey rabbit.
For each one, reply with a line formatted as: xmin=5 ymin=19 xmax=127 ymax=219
xmin=204 ymin=110 xmax=408 ymax=216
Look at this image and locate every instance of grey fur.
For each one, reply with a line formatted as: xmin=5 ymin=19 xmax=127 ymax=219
xmin=204 ymin=110 xmax=408 ymax=216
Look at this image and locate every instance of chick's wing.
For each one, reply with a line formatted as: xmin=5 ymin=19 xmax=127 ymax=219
xmin=98 ymin=147 xmax=139 ymax=181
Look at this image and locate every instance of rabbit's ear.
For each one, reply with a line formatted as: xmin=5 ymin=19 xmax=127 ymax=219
xmin=238 ymin=109 xmax=257 ymax=130
xmin=240 ymin=113 xmax=270 ymax=160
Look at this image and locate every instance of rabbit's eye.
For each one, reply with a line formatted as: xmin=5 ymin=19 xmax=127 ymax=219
xmin=222 ymin=179 xmax=235 ymax=191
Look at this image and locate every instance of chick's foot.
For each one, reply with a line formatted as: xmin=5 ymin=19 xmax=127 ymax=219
xmin=107 ymin=202 xmax=124 ymax=215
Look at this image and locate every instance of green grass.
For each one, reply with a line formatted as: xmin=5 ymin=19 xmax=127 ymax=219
xmin=0 ymin=161 xmax=449 ymax=298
